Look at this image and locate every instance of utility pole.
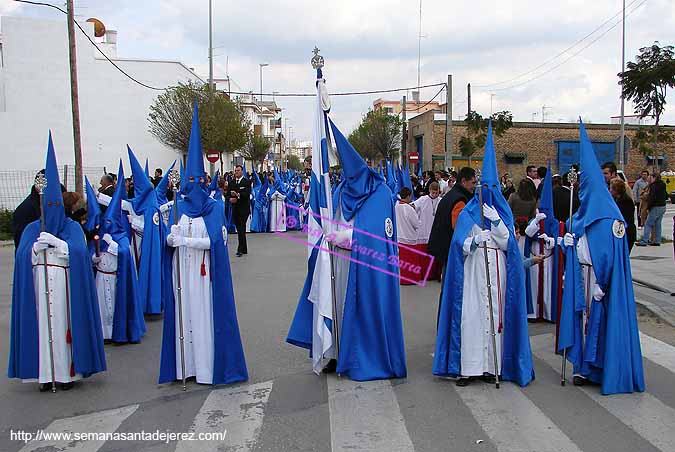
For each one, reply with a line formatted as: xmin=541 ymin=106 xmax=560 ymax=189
xmin=66 ymin=0 xmax=83 ymax=195
xmin=490 ymin=93 xmax=496 ymax=115
xmin=618 ymin=0 xmax=626 ymax=171
xmin=417 ymin=0 xmax=422 ymax=92
xmin=467 ymin=83 xmax=471 ymax=116
xmin=208 ymin=0 xmax=214 ymax=91
xmin=401 ymin=96 xmax=407 ymax=164
xmin=541 ymin=105 xmax=551 ymax=123
xmin=445 ymin=75 xmax=453 ymax=170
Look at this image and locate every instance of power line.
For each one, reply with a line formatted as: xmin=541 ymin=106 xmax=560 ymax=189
xmin=473 ymin=0 xmax=644 ymax=89
xmin=480 ymin=0 xmax=648 ymax=92
xmin=14 ymin=1 xmax=448 ymax=97
xmin=402 ymin=84 xmax=445 ymax=112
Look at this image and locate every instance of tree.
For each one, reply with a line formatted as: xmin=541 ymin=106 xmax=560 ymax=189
xmin=631 ymin=125 xmax=673 ymax=159
xmin=458 ymin=110 xmax=513 ymax=157
xmin=349 ymin=109 xmax=404 ymax=163
xmin=148 ymin=81 xmax=251 ymax=158
xmin=240 ymin=135 xmax=272 ymax=168
xmin=619 ymin=42 xmax=675 ymax=167
xmin=287 ymin=155 xmax=302 ymax=170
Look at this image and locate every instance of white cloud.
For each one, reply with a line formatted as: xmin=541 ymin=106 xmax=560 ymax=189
xmin=5 ymin=0 xmax=675 ymax=141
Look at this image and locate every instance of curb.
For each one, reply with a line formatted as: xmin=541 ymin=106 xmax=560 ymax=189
xmin=632 ymin=277 xmax=671 ymax=294
xmin=0 ymin=241 xmax=14 ymax=248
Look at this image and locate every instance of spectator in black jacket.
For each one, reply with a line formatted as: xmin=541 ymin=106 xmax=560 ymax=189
xmin=610 ymin=179 xmax=637 ymax=252
xmin=637 ymin=173 xmax=668 ymax=246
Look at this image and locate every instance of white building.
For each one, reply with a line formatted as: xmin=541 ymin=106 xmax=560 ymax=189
xmin=0 ymin=15 xmax=201 ymax=179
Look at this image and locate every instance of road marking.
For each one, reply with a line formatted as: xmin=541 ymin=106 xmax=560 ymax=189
xmin=175 ymin=380 xmax=273 ymax=452
xmin=454 ymin=374 xmax=584 ymax=452
xmin=532 ymin=334 xmax=675 ymax=452
xmin=327 ymin=376 xmax=414 ymax=452
xmin=640 ymin=332 xmax=675 ymax=374
xmin=18 ymin=405 xmax=138 ymax=452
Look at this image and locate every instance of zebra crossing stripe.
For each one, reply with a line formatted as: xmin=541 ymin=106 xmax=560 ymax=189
xmin=327 ymin=375 xmax=414 ymax=452
xmin=18 ymin=404 xmax=139 ymax=452
xmin=640 ymin=332 xmax=675 ymax=374
xmin=174 ymin=380 xmax=274 ymax=452
xmin=532 ymin=334 xmax=675 ymax=452
xmin=453 ymin=376 xmax=584 ymax=452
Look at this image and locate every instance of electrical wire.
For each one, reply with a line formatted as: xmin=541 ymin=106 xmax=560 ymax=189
xmin=14 ymin=0 xmax=448 ymax=97
xmin=402 ymin=84 xmax=446 ymax=111
xmin=480 ymin=0 xmax=648 ymax=92
xmin=474 ymin=0 xmax=645 ymax=88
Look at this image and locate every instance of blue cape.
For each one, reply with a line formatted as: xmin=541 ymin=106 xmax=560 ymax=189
xmin=557 ymin=121 xmax=644 ymax=394
xmin=100 ymin=162 xmax=145 ymax=342
xmin=433 ymin=121 xmax=533 ymax=386
xmin=9 ymin=220 xmax=107 ymax=379
xmin=524 ymin=164 xmax=561 ymax=319
xmin=250 ymin=176 xmax=269 ymax=233
xmin=128 ymin=147 xmax=168 ymax=314
xmin=159 ymin=199 xmax=248 ymax=385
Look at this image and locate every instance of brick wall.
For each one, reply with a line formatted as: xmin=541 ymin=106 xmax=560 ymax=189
xmin=407 ymin=116 xmax=675 ymax=182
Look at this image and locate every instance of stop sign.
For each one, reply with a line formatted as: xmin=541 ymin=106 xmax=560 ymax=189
xmin=206 ymin=151 xmax=220 ymax=163
xmin=409 ymin=151 xmax=419 ymax=162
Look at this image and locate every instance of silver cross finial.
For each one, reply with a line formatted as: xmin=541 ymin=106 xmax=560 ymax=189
xmin=475 ymin=168 xmax=482 ymax=183
xmin=568 ymin=167 xmax=578 ymax=185
xmin=311 ymin=47 xmax=324 ymax=69
xmin=168 ymin=169 xmax=181 ymax=187
xmin=34 ymin=173 xmax=48 ymax=195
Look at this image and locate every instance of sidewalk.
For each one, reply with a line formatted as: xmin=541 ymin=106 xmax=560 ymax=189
xmin=630 ymin=242 xmax=675 ymax=327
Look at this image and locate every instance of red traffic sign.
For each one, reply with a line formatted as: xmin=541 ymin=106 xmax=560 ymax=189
xmin=206 ymin=151 xmax=220 ymax=163
xmin=408 ymin=151 xmax=419 ymax=162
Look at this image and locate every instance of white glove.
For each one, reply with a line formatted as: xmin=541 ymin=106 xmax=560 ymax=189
xmin=474 ymin=229 xmax=491 ymax=246
xmin=483 ymin=204 xmax=500 ymax=222
xmin=563 ymin=233 xmax=575 ymax=248
xmin=167 ymin=233 xmax=187 ymax=248
xmin=33 ymin=240 xmax=49 ymax=253
xmin=91 ymin=255 xmax=102 ymax=265
xmin=535 ymin=212 xmax=547 ymax=222
xmin=38 ymin=232 xmax=62 ymax=248
xmin=525 ymin=220 xmax=540 ymax=237
xmin=170 ymin=225 xmax=181 ymax=236
xmin=539 ymin=234 xmax=556 ymax=249
xmin=102 ymin=233 xmax=113 ymax=245
xmin=592 ymin=283 xmax=605 ymax=301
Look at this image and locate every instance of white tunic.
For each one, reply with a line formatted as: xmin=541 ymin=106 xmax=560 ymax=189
xmin=395 ymin=202 xmax=420 ymax=245
xmin=172 ymin=215 xmax=215 ymax=384
xmin=413 ymin=195 xmax=440 ymax=245
xmin=268 ymin=191 xmax=287 ymax=232
xmin=28 ymin=242 xmax=82 ymax=384
xmin=95 ymin=249 xmax=118 ymax=340
xmin=460 ymin=221 xmax=509 ymax=377
xmin=525 ymin=218 xmax=556 ymax=321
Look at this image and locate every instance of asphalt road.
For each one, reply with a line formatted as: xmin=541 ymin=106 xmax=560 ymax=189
xmin=1 ymin=232 xmax=674 ymax=452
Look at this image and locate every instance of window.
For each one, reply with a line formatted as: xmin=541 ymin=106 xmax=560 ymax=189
xmin=384 ymin=107 xmax=394 ymax=114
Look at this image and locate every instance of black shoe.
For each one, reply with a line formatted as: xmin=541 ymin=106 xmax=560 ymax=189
xmin=58 ymin=382 xmax=74 ymax=391
xmin=103 ymin=339 xmax=112 ymax=345
xmin=480 ymin=374 xmax=496 ymax=384
xmin=456 ymin=377 xmax=472 ymax=387
xmin=322 ymin=359 xmax=337 ymax=374
xmin=635 ymin=242 xmax=647 ymax=247
xmin=573 ymin=376 xmax=587 ymax=386
xmin=39 ymin=383 xmax=52 ymax=392
xmin=649 ymin=242 xmax=661 ymax=246
xmin=236 ymin=252 xmax=243 ymax=257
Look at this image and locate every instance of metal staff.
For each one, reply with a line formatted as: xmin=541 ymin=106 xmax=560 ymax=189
xmin=168 ymin=170 xmax=187 ymax=391
xmin=476 ymin=170 xmax=500 ymax=389
xmin=35 ymin=173 xmax=57 ymax=393
xmin=561 ymin=167 xmax=578 ymax=386
xmin=313 ymin=48 xmax=341 ymax=373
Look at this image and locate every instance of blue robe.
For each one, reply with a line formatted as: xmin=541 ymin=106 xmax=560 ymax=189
xmin=433 ymin=201 xmax=534 ymax=387
xmin=9 ymin=220 xmax=106 ymax=379
xmin=558 ymin=219 xmax=645 ymax=394
xmin=158 ymin=199 xmax=248 ymax=385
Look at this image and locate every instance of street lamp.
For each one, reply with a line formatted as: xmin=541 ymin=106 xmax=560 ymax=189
xmin=259 ymin=63 xmax=269 ymax=103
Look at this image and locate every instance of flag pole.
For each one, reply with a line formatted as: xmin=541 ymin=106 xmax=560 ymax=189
xmin=169 ymin=170 xmax=187 ymax=391
xmin=34 ymin=172 xmax=57 ymax=393
xmin=312 ymin=48 xmax=341 ymax=372
xmin=476 ymin=169 xmax=500 ymax=389
xmin=561 ymin=166 xmax=577 ymax=386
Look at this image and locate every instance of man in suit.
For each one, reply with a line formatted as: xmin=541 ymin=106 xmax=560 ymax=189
xmin=229 ymin=164 xmax=251 ymax=257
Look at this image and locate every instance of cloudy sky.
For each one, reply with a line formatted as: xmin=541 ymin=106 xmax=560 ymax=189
xmin=2 ymin=0 xmax=674 ymax=141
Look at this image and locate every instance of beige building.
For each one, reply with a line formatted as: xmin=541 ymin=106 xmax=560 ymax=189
xmin=373 ymin=98 xmax=441 ymax=116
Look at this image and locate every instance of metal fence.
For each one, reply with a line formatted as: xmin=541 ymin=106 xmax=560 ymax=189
xmin=0 ymin=165 xmax=106 ymax=210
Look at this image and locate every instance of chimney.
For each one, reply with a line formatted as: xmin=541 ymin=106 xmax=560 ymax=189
xmin=99 ymin=30 xmax=117 ymax=58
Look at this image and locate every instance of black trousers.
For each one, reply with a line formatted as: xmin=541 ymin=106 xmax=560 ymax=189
xmin=235 ymin=213 xmax=248 ymax=254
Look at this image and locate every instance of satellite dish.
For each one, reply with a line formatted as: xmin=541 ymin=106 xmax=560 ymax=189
xmin=86 ymin=18 xmax=106 ymax=38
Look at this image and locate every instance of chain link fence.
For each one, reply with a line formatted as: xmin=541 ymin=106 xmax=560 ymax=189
xmin=0 ymin=166 xmax=106 ymax=210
